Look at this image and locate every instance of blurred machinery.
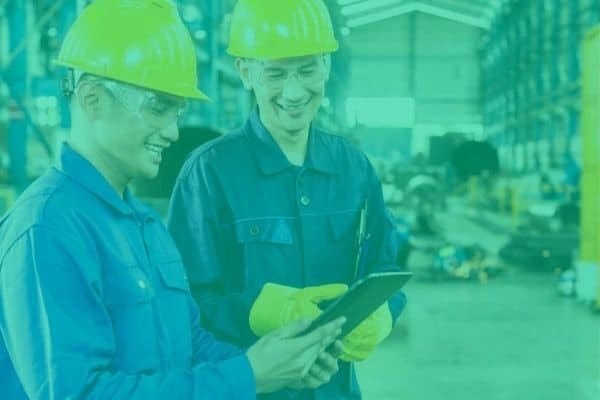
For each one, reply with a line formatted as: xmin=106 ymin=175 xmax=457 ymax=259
xmin=134 ymin=126 xmax=221 ymax=199
xmin=499 ymin=202 xmax=579 ymax=272
xmin=433 ymin=243 xmax=503 ymax=283
xmin=404 ymin=174 xmax=444 ymax=236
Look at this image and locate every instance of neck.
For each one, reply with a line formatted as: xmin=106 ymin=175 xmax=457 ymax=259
xmin=67 ymin=134 xmax=127 ymax=198
xmin=261 ymin=117 xmax=310 ymax=167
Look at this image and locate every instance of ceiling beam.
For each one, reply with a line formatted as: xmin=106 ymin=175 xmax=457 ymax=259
xmin=341 ymin=0 xmax=407 ymax=16
xmin=346 ymin=1 xmax=491 ymax=29
xmin=424 ymin=0 xmax=493 ymax=18
xmin=416 ymin=3 xmax=490 ymax=28
xmin=346 ymin=2 xmax=415 ymax=27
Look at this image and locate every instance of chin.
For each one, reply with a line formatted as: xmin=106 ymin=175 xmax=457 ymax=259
xmin=282 ymin=128 xmax=304 ymax=137
xmin=285 ymin=120 xmax=311 ymax=133
xmin=281 ymin=112 xmax=311 ymax=125
xmin=140 ymin=166 xmax=160 ymax=180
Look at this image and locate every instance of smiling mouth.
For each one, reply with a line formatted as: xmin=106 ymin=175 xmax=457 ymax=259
xmin=276 ymin=98 xmax=312 ymax=113
xmin=144 ymin=143 xmax=164 ymax=163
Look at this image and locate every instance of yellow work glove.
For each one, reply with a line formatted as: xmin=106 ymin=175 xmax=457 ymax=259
xmin=249 ymin=283 xmax=348 ymax=337
xmin=340 ymin=303 xmax=393 ymax=362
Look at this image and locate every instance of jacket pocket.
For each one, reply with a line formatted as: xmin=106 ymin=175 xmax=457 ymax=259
xmin=103 ymin=266 xmax=157 ymax=372
xmin=104 ymin=266 xmax=154 ymax=305
xmin=234 ymin=218 xmax=293 ymax=245
xmin=155 ymin=259 xmax=193 ymax=366
xmin=157 ymin=259 xmax=190 ymax=292
xmin=232 ymin=218 xmax=295 ymax=294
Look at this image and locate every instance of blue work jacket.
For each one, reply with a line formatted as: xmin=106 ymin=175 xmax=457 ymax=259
xmin=0 ymin=144 xmax=255 ymax=399
xmin=168 ymin=110 xmax=406 ymax=400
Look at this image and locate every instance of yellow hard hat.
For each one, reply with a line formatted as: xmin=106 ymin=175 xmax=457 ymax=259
xmin=56 ymin=0 xmax=208 ymax=100
xmin=227 ymin=0 xmax=339 ymax=59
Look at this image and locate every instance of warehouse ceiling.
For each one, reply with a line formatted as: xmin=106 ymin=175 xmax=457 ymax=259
xmin=335 ymin=0 xmax=510 ymax=30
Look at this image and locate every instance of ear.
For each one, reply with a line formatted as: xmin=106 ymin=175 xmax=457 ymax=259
xmin=235 ymin=58 xmax=253 ymax=91
xmin=323 ymin=54 xmax=332 ymax=82
xmin=75 ymin=80 xmax=105 ymax=121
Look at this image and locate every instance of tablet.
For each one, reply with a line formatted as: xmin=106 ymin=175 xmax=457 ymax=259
xmin=306 ymin=271 xmax=412 ymax=338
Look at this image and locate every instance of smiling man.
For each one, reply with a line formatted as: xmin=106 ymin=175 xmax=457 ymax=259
xmin=167 ymin=0 xmax=407 ymax=399
xmin=0 ymin=1 xmax=346 ymax=399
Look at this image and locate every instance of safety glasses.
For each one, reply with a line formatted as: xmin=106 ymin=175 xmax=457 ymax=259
xmin=250 ymin=56 xmax=328 ymax=92
xmin=100 ymin=79 xmax=187 ymax=129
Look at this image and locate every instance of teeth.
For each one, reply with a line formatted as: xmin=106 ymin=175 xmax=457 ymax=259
xmin=145 ymin=144 xmax=163 ymax=155
xmin=146 ymin=144 xmax=163 ymax=157
xmin=280 ymin=100 xmax=309 ymax=111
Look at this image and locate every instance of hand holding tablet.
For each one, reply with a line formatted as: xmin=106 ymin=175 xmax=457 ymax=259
xmin=302 ymin=271 xmax=412 ymax=338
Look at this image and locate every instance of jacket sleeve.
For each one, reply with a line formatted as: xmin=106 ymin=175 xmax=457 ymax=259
xmin=188 ymin=296 xmax=247 ymax=364
xmin=362 ymin=160 xmax=407 ymax=322
xmin=167 ymin=158 xmax=259 ymax=346
xmin=0 ymin=224 xmax=256 ymax=400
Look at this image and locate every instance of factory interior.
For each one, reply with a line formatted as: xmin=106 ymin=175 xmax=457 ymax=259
xmin=1 ymin=0 xmax=600 ymax=399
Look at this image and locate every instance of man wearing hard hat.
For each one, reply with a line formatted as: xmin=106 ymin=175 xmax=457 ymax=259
xmin=168 ymin=0 xmax=407 ymax=398
xmin=0 ymin=1 xmax=345 ymax=399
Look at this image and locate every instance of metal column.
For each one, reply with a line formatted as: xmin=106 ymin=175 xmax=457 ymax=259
xmin=5 ymin=0 xmax=28 ymax=192
xmin=58 ymin=0 xmax=77 ymax=129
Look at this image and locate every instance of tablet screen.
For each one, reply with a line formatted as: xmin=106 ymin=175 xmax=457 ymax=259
xmin=306 ymin=271 xmax=412 ymax=337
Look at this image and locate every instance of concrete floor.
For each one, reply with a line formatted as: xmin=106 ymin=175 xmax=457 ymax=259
xmin=359 ymin=272 xmax=600 ymax=400
xmin=358 ymin=270 xmax=600 ymax=399
xmin=357 ymin=210 xmax=600 ymax=400
xmin=358 ymin=208 xmax=600 ymax=400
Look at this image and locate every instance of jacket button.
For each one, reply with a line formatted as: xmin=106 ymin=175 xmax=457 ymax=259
xmin=250 ymin=225 xmax=260 ymax=235
xmin=300 ymin=195 xmax=310 ymax=206
xmin=138 ymin=280 xmax=147 ymax=289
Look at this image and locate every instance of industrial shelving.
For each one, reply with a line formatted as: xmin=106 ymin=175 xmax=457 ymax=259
xmin=481 ymin=0 xmax=600 ymax=173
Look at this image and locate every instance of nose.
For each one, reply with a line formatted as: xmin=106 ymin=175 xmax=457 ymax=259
xmin=160 ymin=120 xmax=179 ymax=143
xmin=281 ymin=73 xmax=307 ymax=102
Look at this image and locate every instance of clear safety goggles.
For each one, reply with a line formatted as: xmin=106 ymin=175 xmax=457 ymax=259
xmin=250 ymin=56 xmax=328 ymax=92
xmin=99 ymin=79 xmax=187 ymax=129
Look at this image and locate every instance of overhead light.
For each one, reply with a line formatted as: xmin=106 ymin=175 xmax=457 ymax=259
xmin=181 ymin=4 xmax=202 ymax=22
xmin=193 ymin=30 xmax=207 ymax=41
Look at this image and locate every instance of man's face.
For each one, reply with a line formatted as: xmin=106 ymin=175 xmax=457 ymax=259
xmin=91 ymin=81 xmax=185 ymax=181
xmin=245 ymin=55 xmax=329 ymax=137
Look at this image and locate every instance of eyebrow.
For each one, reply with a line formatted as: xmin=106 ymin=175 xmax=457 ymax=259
xmin=263 ymin=66 xmax=286 ymax=72
xmin=261 ymin=58 xmax=319 ymax=71
xmin=299 ymin=60 xmax=318 ymax=69
xmin=154 ymin=95 xmax=186 ymax=108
